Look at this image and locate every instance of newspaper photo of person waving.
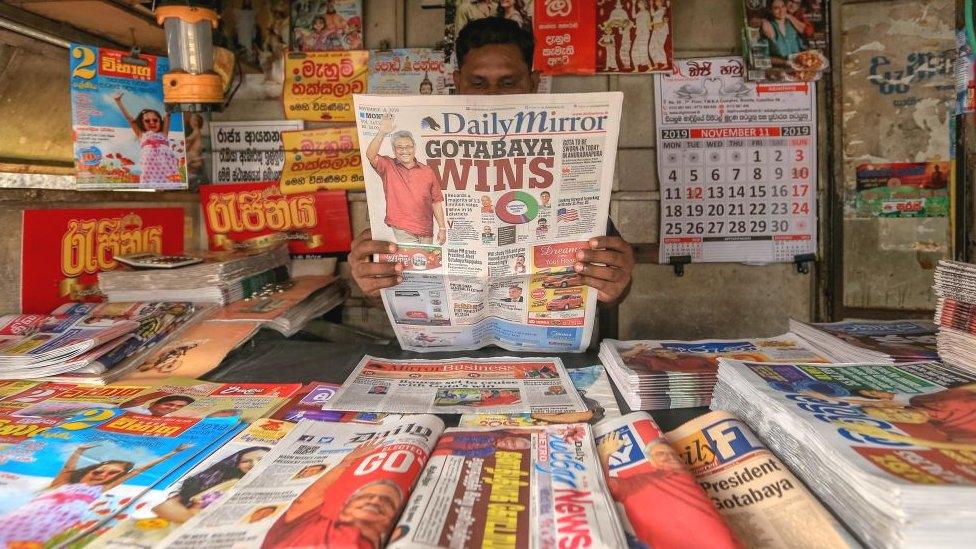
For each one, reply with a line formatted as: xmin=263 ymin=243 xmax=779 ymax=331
xmin=365 ymin=113 xmax=447 ymax=245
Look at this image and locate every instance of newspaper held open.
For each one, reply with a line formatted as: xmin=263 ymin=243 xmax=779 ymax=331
xmin=389 ymin=424 xmax=628 ymax=548
xmin=354 ymin=92 xmax=622 ymax=352
xmin=325 ymin=356 xmax=587 ymax=415
xmin=160 ymin=415 xmax=445 ymax=548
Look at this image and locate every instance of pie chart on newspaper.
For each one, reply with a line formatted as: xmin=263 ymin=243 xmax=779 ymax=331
xmin=495 ymin=191 xmax=539 ymax=224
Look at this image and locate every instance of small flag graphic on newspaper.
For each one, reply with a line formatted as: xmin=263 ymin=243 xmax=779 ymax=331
xmin=558 ymin=208 xmax=579 ymax=222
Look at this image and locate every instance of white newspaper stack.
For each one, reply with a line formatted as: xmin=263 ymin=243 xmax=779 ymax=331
xmin=933 ymin=260 xmax=976 ymax=373
xmin=713 ymin=358 xmax=976 ymax=548
xmin=0 ymin=308 xmax=137 ymax=379
xmin=599 ymin=335 xmax=826 ymax=410
xmin=790 ymin=318 xmax=940 ymax=363
xmin=98 ymin=246 xmax=291 ymax=304
xmin=210 ymin=276 xmax=345 ymax=337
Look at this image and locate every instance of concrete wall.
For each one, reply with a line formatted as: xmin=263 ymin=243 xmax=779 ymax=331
xmin=0 ymin=0 xmax=818 ymax=340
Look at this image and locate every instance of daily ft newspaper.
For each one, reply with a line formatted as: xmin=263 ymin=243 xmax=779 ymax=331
xmin=354 ymin=93 xmax=623 ymax=352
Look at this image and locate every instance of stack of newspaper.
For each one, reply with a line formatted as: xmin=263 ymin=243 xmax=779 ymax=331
xmin=790 ymin=318 xmax=940 ymax=362
xmin=210 ymin=276 xmax=345 ymax=336
xmin=98 ymin=246 xmax=291 ymax=304
xmin=934 ymin=259 xmax=976 ymax=372
xmin=0 ymin=308 xmax=138 ymax=379
xmin=712 ymin=358 xmax=976 ymax=548
xmin=599 ymin=335 xmax=827 ymax=410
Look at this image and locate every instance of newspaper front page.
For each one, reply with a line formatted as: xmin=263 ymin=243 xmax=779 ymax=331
xmin=160 ymin=415 xmax=445 ymax=549
xmin=666 ymin=410 xmax=856 ymax=548
xmin=354 ymin=93 xmax=623 ymax=352
xmin=593 ymin=412 xmax=739 ymax=549
xmin=389 ymin=424 xmax=627 ymax=549
xmin=325 ymin=356 xmax=587 ymax=415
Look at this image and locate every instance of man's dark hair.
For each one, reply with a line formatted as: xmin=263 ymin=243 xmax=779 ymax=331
xmin=455 ymin=17 xmax=534 ymax=70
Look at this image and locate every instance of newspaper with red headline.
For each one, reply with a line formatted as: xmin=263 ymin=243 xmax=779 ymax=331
xmin=354 ymin=93 xmax=622 ymax=352
xmin=665 ymin=410 xmax=856 ymax=548
xmin=159 ymin=415 xmax=445 ymax=549
xmin=389 ymin=424 xmax=627 ymax=548
xmin=593 ymin=412 xmax=740 ymax=549
xmin=325 ymin=356 xmax=587 ymax=415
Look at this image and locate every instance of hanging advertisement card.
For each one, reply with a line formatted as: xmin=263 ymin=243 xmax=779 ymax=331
xmin=279 ymin=127 xmax=364 ymax=192
xmin=533 ymin=0 xmax=597 ymax=74
xmin=596 ymin=0 xmax=673 ymax=73
xmin=283 ymin=50 xmax=368 ymax=121
xmin=741 ymin=0 xmax=830 ymax=82
xmin=210 ymin=120 xmax=304 ymax=184
xmin=368 ymin=48 xmax=450 ymax=95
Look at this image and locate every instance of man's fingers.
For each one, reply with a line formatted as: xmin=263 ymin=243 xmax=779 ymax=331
xmin=576 ymin=249 xmax=625 ymax=268
xmin=355 ymin=261 xmax=402 ymax=278
xmin=575 ymin=263 xmax=624 ymax=283
xmin=589 ymin=236 xmax=632 ymax=253
xmin=579 ymin=275 xmax=614 ymax=301
xmin=351 ymin=238 xmax=398 ymax=261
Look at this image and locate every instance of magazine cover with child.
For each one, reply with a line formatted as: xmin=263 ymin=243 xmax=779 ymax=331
xmin=69 ymin=44 xmax=187 ymax=190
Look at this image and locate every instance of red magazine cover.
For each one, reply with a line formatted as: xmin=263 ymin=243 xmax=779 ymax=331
xmin=21 ymin=208 xmax=184 ymax=313
xmin=200 ymin=182 xmax=352 ymax=254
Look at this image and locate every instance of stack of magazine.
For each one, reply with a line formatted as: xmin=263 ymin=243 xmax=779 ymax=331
xmin=790 ymin=319 xmax=940 ymax=362
xmin=210 ymin=276 xmax=345 ymax=336
xmin=0 ymin=309 xmax=137 ymax=379
xmin=98 ymin=246 xmax=291 ymax=304
xmin=934 ymin=259 xmax=976 ymax=372
xmin=599 ymin=335 xmax=826 ymax=410
xmin=39 ymin=302 xmax=211 ymax=384
xmin=712 ymin=358 xmax=976 ymax=548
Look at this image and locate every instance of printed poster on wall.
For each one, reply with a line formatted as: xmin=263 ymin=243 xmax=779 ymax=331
xmin=290 ymin=0 xmax=363 ymax=51
xmin=200 ymin=181 xmax=353 ymax=254
xmin=533 ymin=0 xmax=597 ymax=74
xmin=279 ymin=127 xmax=364 ymax=193
xmin=654 ymin=56 xmax=818 ymax=264
xmin=21 ymin=208 xmax=185 ymax=313
xmin=69 ymin=44 xmax=187 ymax=190
xmin=596 ymin=0 xmax=673 ymax=73
xmin=855 ymin=162 xmax=949 ymax=218
xmin=283 ymin=50 xmax=368 ymax=121
xmin=210 ymin=120 xmax=304 ymax=184
xmin=367 ymin=48 xmax=450 ymax=95
xmin=741 ymin=0 xmax=830 ymax=82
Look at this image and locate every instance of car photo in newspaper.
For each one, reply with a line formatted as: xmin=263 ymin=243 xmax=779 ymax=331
xmin=160 ymin=415 xmax=445 ymax=549
xmin=354 ymin=93 xmax=623 ymax=352
xmin=324 ymin=356 xmax=587 ymax=415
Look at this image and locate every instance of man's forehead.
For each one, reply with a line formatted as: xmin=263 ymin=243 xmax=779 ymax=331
xmin=460 ymin=44 xmax=531 ymax=75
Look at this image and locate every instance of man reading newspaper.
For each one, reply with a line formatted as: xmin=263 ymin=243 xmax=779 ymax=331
xmin=350 ymin=17 xmax=636 ymax=318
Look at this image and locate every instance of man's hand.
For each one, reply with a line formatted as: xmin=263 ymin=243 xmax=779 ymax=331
xmin=378 ymin=112 xmax=395 ymax=134
xmin=350 ymin=229 xmax=402 ymax=299
xmin=436 ymin=227 xmax=447 ymax=245
xmin=574 ymin=236 xmax=635 ymax=305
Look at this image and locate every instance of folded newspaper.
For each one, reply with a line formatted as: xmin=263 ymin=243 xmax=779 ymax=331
xmin=126 ymin=320 xmax=261 ymax=380
xmin=354 ymin=92 xmax=623 ymax=352
xmin=210 ymin=275 xmax=345 ymax=336
xmin=593 ymin=412 xmax=739 ymax=549
xmin=666 ymin=409 xmax=857 ymax=548
xmin=599 ymin=334 xmax=827 ymax=410
xmin=790 ymin=319 xmax=939 ymax=363
xmin=160 ymin=415 xmax=445 ymax=548
xmin=0 ymin=407 xmax=240 ymax=547
xmin=459 ymin=364 xmax=621 ymax=427
xmin=390 ymin=424 xmax=628 ymax=548
xmin=712 ymin=359 xmax=976 ymax=547
xmin=324 ymin=356 xmax=587 ymax=415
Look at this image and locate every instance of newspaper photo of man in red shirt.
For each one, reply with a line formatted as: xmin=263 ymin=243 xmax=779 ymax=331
xmin=364 ymin=114 xmax=447 ymax=245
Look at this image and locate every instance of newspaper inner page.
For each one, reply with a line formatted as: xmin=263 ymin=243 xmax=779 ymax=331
xmin=354 ymin=92 xmax=623 ymax=352
xmin=325 ymin=356 xmax=587 ymax=415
